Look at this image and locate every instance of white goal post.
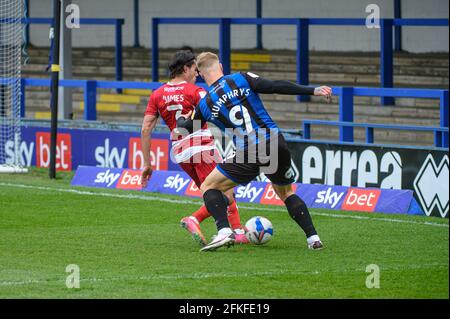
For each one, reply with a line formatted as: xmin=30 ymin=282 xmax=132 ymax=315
xmin=0 ymin=0 xmax=27 ymax=173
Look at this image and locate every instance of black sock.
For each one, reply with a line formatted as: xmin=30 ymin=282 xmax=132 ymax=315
xmin=285 ymin=194 xmax=317 ymax=238
xmin=203 ymin=189 xmax=230 ymax=231
xmin=222 ymin=193 xmax=230 ymax=207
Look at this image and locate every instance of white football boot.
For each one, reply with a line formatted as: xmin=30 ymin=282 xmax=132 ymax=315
xmin=307 ymin=235 xmax=324 ymax=250
xmin=200 ymin=228 xmax=235 ymax=252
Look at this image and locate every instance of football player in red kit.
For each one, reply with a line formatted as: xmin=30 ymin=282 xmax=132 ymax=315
xmin=140 ymin=50 xmax=248 ymax=247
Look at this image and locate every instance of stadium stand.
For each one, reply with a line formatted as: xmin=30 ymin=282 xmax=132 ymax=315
xmin=21 ymin=47 xmax=448 ymax=146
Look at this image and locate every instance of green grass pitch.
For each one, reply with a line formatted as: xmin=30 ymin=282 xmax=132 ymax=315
xmin=0 ymin=168 xmax=448 ymax=299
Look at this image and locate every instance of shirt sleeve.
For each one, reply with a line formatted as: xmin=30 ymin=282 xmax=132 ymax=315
xmin=191 ymin=87 xmax=207 ymax=106
xmin=242 ymin=72 xmax=315 ymax=95
xmin=177 ymin=104 xmax=207 ymax=134
xmin=192 ymin=103 xmax=207 ymax=122
xmin=144 ymin=93 xmax=159 ymax=117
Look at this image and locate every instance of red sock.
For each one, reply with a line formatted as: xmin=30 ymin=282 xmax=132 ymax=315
xmin=192 ymin=205 xmax=210 ymax=224
xmin=227 ymin=201 xmax=243 ymax=230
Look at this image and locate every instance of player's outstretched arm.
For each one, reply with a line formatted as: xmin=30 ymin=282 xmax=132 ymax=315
xmin=140 ymin=114 xmax=158 ymax=188
xmin=243 ymin=72 xmax=332 ymax=100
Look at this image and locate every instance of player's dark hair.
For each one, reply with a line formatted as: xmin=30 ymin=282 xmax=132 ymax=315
xmin=168 ymin=50 xmax=196 ymax=79
xmin=180 ymin=45 xmax=194 ymax=54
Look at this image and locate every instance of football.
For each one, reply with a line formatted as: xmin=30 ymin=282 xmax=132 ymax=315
xmin=245 ymin=216 xmax=273 ymax=245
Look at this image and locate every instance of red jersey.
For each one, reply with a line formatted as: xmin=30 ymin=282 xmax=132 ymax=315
xmin=145 ymin=81 xmax=217 ymax=164
xmin=145 ymin=81 xmax=206 ymax=133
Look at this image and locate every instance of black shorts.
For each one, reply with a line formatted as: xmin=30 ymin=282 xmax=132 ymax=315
xmin=217 ymin=134 xmax=295 ymax=186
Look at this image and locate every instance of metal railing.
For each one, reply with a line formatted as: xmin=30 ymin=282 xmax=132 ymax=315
xmin=17 ymin=78 xmax=448 ymax=149
xmin=303 ymin=86 xmax=448 ymax=148
xmin=20 ymin=78 xmax=165 ymax=121
xmin=151 ymin=17 xmax=449 ymax=105
xmin=302 ymin=120 xmax=448 ymax=148
xmin=0 ymin=17 xmax=124 ymax=83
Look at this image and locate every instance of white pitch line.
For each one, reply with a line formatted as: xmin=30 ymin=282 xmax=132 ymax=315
xmin=1 ymin=263 xmax=447 ymax=287
xmin=0 ymin=182 xmax=448 ymax=229
xmin=0 ymin=271 xmax=288 ymax=287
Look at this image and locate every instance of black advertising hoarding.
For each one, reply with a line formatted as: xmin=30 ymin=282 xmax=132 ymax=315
xmin=286 ymin=140 xmax=449 ymax=218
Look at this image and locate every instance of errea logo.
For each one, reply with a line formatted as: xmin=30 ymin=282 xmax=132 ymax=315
xmin=413 ymin=154 xmax=449 ymax=218
xmin=282 ymin=160 xmax=299 ymax=182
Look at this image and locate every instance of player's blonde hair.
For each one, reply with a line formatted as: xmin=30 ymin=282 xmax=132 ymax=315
xmin=196 ymin=52 xmax=220 ymax=72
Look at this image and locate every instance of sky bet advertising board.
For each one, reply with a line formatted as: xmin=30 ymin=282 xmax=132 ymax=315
xmin=71 ymin=167 xmax=420 ymax=216
xmin=2 ymin=125 xmax=176 ymax=172
xmin=2 ymin=125 xmax=447 ymax=218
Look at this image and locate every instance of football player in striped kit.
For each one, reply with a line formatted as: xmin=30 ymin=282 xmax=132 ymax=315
xmin=178 ymin=52 xmax=332 ymax=251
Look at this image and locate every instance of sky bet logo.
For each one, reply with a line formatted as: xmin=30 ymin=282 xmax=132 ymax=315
xmin=116 ymin=170 xmax=143 ymax=190
xmin=342 ymin=188 xmax=381 ymax=212
xmin=164 ymin=174 xmax=191 ymax=193
xmin=261 ymin=184 xmax=298 ymax=206
xmin=128 ymin=137 xmax=168 ymax=171
xmin=94 ymin=137 xmax=169 ymax=170
xmin=36 ymin=132 xmax=72 ymax=171
xmin=235 ymin=184 xmax=264 ymax=203
xmin=93 ymin=168 xmax=145 ymax=189
xmin=315 ymin=188 xmax=345 ymax=209
xmin=94 ymin=169 xmax=121 ymax=188
xmin=185 ymin=181 xmax=202 ymax=198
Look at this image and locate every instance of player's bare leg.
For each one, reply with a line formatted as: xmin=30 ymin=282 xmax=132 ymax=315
xmin=199 ymin=168 xmax=238 ymax=251
xmin=272 ymin=184 xmax=323 ymax=250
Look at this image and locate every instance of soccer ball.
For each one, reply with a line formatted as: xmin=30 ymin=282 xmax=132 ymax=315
xmin=245 ymin=216 xmax=273 ymax=245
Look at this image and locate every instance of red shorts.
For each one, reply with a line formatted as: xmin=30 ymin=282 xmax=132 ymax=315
xmin=179 ymin=160 xmax=217 ymax=188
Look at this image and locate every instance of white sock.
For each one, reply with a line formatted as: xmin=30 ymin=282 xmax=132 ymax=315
xmin=307 ymin=235 xmax=321 ymax=245
xmin=189 ymin=216 xmax=199 ymax=224
xmin=218 ymin=227 xmax=232 ymax=236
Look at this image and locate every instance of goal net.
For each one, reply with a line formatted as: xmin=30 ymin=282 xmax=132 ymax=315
xmin=0 ymin=0 xmax=26 ymax=173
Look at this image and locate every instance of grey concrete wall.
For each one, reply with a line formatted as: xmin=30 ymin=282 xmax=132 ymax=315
xmin=28 ymin=0 xmax=449 ymax=52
